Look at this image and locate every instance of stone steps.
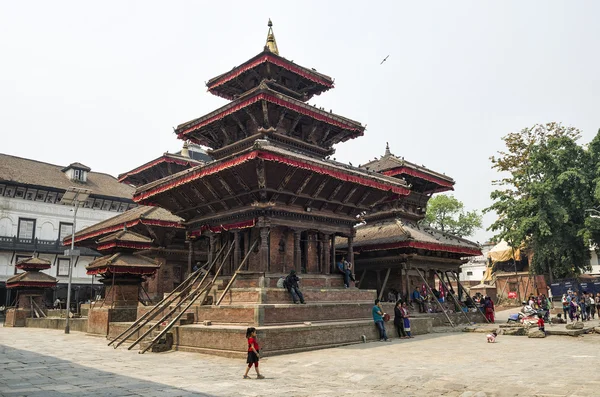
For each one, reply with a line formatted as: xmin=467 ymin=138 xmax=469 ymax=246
xmin=212 ymin=287 xmax=376 ymax=305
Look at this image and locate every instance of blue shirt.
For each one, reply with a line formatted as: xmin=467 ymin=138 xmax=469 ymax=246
xmin=372 ymin=305 xmax=383 ymax=322
xmin=412 ymin=290 xmax=421 ymax=300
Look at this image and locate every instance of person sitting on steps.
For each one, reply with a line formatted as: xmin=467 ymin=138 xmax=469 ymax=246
xmin=284 ymin=269 xmax=305 ymax=304
xmin=336 ymin=256 xmax=355 ymax=288
xmin=411 ymin=287 xmax=425 ymax=313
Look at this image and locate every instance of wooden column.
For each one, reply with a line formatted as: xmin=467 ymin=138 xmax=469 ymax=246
xmin=404 ymin=262 xmax=410 ymax=302
xmin=233 ymin=230 xmax=241 ymax=275
xmin=259 ymin=227 xmax=269 ymax=273
xmin=322 ymin=233 xmax=331 ymax=275
xmin=186 ymin=238 xmax=193 ymax=276
xmin=243 ymin=230 xmax=250 ymax=270
xmin=331 ymin=234 xmax=336 ymax=273
xmin=347 ymin=234 xmax=354 ymax=277
xmin=293 ymin=229 xmax=301 ymax=274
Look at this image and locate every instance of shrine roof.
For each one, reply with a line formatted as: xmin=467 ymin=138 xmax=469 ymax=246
xmin=96 ymin=230 xmax=153 ymax=244
xmin=86 ymin=253 xmax=160 ymax=276
xmin=64 ymin=205 xmax=183 ymax=245
xmin=118 ymin=152 xmax=205 ymax=183
xmin=15 ymin=257 xmax=52 ymax=270
xmin=6 ymin=270 xmax=58 ymax=288
xmin=206 ymin=50 xmax=334 ymax=100
xmin=340 ymin=217 xmax=481 ymax=256
xmin=0 ymin=153 xmax=134 ymax=199
xmin=133 ymin=139 xmax=410 ymax=204
xmin=175 ymin=84 xmax=364 ymax=146
xmin=361 ymin=147 xmax=454 ymax=191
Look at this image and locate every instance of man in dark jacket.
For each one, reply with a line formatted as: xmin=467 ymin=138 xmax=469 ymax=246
xmin=285 ymin=270 xmax=305 ymax=304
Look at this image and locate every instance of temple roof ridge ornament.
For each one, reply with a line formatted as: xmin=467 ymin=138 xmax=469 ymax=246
xmin=264 ymin=19 xmax=279 ymax=55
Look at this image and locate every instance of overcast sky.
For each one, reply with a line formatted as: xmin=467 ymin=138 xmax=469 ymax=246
xmin=1 ymin=1 xmax=599 ymax=244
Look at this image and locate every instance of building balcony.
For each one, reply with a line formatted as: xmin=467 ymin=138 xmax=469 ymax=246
xmin=0 ymin=236 xmax=100 ymax=257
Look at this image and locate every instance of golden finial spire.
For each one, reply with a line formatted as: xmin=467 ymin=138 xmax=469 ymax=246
xmin=385 ymin=142 xmax=391 ymax=156
xmin=265 ymin=19 xmax=279 ymax=55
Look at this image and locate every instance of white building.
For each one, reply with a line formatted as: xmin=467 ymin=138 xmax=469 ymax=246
xmin=460 ymin=242 xmax=494 ymax=285
xmin=0 ymin=153 xmax=135 ymax=307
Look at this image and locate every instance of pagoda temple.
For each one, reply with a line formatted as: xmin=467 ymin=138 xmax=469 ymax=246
xmin=85 ymin=229 xmax=160 ymax=335
xmin=4 ymin=257 xmax=57 ymax=327
xmin=67 ymin=21 xmax=481 ymax=354
xmin=337 ymin=145 xmax=481 ymax=304
xmin=66 ymin=205 xmax=188 ymax=302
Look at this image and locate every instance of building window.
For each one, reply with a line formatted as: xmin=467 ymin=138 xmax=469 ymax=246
xmin=466 ymin=271 xmax=473 ymax=276
xmin=57 ymin=258 xmax=71 ymax=276
xmin=17 ymin=218 xmax=36 ymax=240
xmin=59 ymin=222 xmax=73 ymax=241
xmin=46 ymin=192 xmax=57 ymax=203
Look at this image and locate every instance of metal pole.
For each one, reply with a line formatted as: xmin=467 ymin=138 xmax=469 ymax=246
xmin=65 ymin=201 xmax=79 ymax=334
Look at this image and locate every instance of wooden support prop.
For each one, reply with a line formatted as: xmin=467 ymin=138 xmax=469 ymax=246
xmin=357 ymin=269 xmax=367 ymax=289
xmin=139 ymin=242 xmax=235 ymax=354
xmin=414 ymin=267 xmax=454 ymax=327
xmin=31 ymin=299 xmax=46 ymax=318
xmin=108 ymin=244 xmax=227 ymax=348
xmin=448 ymin=271 xmax=489 ymax=323
xmin=378 ymin=268 xmax=391 ymax=301
xmin=215 ymin=235 xmax=263 ymax=305
xmin=436 ymin=270 xmax=471 ymax=324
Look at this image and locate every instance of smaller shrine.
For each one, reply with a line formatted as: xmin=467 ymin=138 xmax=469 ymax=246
xmin=85 ymin=229 xmax=160 ymax=335
xmin=4 ymin=257 xmax=57 ymax=327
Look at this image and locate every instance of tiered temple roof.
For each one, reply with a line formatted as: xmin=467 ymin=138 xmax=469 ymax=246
xmin=134 ymin=139 xmax=410 ymax=229
xmin=96 ymin=230 xmax=154 ymax=252
xmin=206 ymin=20 xmax=333 ymax=101
xmin=118 ymin=143 xmax=211 ymax=187
xmin=361 ymin=144 xmax=455 ymax=194
xmin=6 ymin=257 xmax=57 ymax=289
xmin=86 ymin=252 xmax=160 ymax=276
xmin=350 ymin=218 xmax=481 ymax=256
xmin=65 ymin=205 xmax=183 ymax=246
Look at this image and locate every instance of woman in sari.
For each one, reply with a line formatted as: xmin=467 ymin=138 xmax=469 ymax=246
xmin=401 ymin=302 xmax=414 ymax=338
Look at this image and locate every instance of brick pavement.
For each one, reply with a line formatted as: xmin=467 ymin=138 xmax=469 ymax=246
xmin=2 ymin=323 xmax=600 ymax=397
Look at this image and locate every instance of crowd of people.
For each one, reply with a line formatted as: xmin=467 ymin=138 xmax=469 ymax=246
xmin=560 ymin=290 xmax=600 ymax=322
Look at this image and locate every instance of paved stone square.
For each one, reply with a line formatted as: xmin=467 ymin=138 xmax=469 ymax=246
xmin=1 ymin=320 xmax=600 ymax=397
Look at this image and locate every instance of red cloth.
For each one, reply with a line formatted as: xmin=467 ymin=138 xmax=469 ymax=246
xmin=537 ymin=318 xmax=545 ymax=328
xmin=248 ymin=337 xmax=259 ymax=352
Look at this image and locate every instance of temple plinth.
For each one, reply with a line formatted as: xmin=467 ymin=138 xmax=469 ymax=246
xmin=4 ymin=257 xmax=57 ymax=327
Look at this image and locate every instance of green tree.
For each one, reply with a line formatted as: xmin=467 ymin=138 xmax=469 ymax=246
xmin=423 ymin=194 xmax=482 ymax=237
xmin=486 ymin=122 xmax=592 ymax=279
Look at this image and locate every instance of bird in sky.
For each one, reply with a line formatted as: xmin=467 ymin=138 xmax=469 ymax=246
xmin=380 ymin=55 xmax=389 ymax=65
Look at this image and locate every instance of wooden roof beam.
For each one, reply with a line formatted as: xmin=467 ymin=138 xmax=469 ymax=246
xmin=287 ymin=174 xmax=313 ymax=205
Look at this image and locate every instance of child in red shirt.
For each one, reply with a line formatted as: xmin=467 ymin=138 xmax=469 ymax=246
xmin=537 ymin=314 xmax=545 ymax=334
xmin=244 ymin=327 xmax=265 ymax=379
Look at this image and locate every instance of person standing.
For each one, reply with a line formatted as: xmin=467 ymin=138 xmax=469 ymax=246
xmin=562 ymin=294 xmax=569 ymax=320
xmin=243 ymin=327 xmax=265 ymax=379
xmin=401 ymin=302 xmax=413 ymax=338
xmin=393 ymin=300 xmax=407 ymax=339
xmin=372 ymin=299 xmax=390 ymax=342
xmin=586 ymin=293 xmax=595 ymax=320
xmin=284 ymin=270 xmax=305 ymax=304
